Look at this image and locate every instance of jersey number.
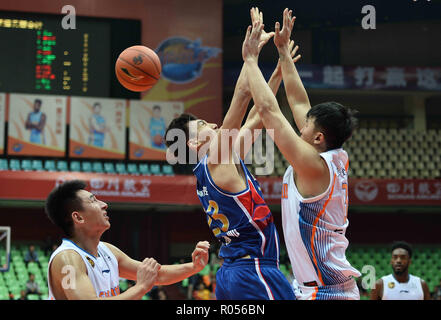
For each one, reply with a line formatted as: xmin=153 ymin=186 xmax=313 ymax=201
xmin=206 ymin=200 xmax=229 ymax=236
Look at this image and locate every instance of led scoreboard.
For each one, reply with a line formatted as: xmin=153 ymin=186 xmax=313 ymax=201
xmin=0 ymin=11 xmax=140 ymax=98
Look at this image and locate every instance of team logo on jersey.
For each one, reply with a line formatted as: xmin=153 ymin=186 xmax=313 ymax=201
xmin=197 ymin=186 xmax=209 ymax=197
xmin=86 ymin=256 xmax=95 ymax=268
xmin=388 ymin=282 xmax=395 ymax=289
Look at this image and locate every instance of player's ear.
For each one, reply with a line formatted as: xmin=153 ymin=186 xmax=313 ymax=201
xmin=72 ymin=211 xmax=85 ymax=225
xmin=313 ymin=131 xmax=325 ymax=146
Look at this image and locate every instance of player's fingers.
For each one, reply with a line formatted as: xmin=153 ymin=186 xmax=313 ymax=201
xmin=288 ymin=40 xmax=294 ymax=51
xmin=153 ymin=261 xmax=161 ymax=272
xmin=291 ymin=45 xmax=299 ymax=58
xmin=251 ymin=22 xmax=261 ymax=40
xmin=283 ymin=8 xmax=289 ymax=28
xmin=193 ymin=248 xmax=207 ymax=257
xmin=275 ymin=21 xmax=280 ymax=36
xmin=293 ymin=54 xmax=301 ymax=63
xmin=244 ymin=25 xmax=251 ymax=42
xmin=196 ymin=241 xmax=210 ymax=249
xmin=250 ymin=7 xmax=256 ymax=23
xmin=260 ymin=11 xmax=263 ymax=23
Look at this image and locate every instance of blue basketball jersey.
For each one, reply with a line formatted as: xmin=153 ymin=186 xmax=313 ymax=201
xmin=29 ymin=111 xmax=43 ymax=144
xmin=193 ymin=154 xmax=281 ymax=262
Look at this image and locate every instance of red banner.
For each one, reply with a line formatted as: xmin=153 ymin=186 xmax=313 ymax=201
xmin=349 ymin=179 xmax=441 ymax=206
xmin=0 ymin=171 xmax=199 ymax=205
xmin=0 ymin=171 xmax=440 ymax=206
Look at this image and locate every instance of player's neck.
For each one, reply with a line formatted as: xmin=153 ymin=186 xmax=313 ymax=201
xmin=393 ymin=272 xmax=410 ymax=283
xmin=69 ymin=232 xmax=102 ymax=258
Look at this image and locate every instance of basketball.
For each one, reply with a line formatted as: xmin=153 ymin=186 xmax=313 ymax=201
xmin=115 ymin=45 xmax=162 ymax=92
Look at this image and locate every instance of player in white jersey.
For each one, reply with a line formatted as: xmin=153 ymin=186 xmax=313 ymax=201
xmin=242 ymin=8 xmax=360 ymax=299
xmin=371 ymin=241 xmax=431 ymax=300
xmin=45 ymin=180 xmax=210 ymax=300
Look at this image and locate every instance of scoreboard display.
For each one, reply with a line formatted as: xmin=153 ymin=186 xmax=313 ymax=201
xmin=0 ymin=11 xmax=140 ymax=98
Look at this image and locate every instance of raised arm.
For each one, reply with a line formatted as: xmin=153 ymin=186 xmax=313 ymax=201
xmin=242 ymin=18 xmax=325 ymax=179
xmin=235 ymin=39 xmax=301 ymax=160
xmin=274 ymin=8 xmax=311 ymax=131
xmin=208 ymin=7 xmax=274 ymax=165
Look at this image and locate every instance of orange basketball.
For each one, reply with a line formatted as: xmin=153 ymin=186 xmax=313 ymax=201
xmin=115 ymin=45 xmax=162 ymax=92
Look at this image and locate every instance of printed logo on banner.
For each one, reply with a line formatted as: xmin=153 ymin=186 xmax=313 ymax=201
xmin=155 ymin=37 xmax=221 ymax=83
xmin=354 ymin=180 xmax=378 ymax=202
xmin=386 ymin=182 xmax=400 ymax=194
xmin=12 ymin=143 xmax=24 ymax=152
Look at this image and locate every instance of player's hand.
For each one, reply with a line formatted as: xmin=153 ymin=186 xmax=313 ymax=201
xmin=191 ymin=241 xmax=210 ymax=272
xmin=275 ymin=40 xmax=301 ymax=74
xmin=274 ymin=8 xmax=296 ymax=50
xmin=242 ymin=20 xmax=265 ymax=62
xmin=136 ymin=258 xmax=161 ymax=293
xmin=250 ymin=7 xmax=274 ymax=52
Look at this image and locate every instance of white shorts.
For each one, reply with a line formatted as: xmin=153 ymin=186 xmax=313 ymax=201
xmin=292 ymin=278 xmax=360 ymax=300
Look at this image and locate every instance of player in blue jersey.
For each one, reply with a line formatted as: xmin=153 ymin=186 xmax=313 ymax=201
xmin=25 ymin=99 xmax=46 ymax=144
xmin=88 ymin=102 xmax=107 ymax=148
xmin=148 ymin=105 xmax=167 ymax=150
xmin=165 ymin=8 xmax=300 ymax=300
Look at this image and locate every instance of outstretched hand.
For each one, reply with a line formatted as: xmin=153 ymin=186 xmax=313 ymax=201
xmin=242 ymin=19 xmax=265 ymax=62
xmin=274 ymin=40 xmax=301 ymax=74
xmin=274 ymin=8 xmax=296 ymax=50
xmin=250 ymin=7 xmax=274 ymax=52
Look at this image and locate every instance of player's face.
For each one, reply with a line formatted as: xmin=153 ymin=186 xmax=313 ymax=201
xmin=34 ymin=101 xmax=41 ymax=112
xmin=153 ymin=108 xmax=161 ymax=118
xmin=76 ymin=190 xmax=110 ymax=232
xmin=93 ymin=105 xmax=101 ymax=114
xmin=391 ymin=248 xmax=411 ymax=275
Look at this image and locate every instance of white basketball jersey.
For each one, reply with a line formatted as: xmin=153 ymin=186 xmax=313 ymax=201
xmin=381 ymin=274 xmax=424 ymax=300
xmin=281 ymin=148 xmax=361 ymax=288
xmin=47 ymin=239 xmax=120 ymax=300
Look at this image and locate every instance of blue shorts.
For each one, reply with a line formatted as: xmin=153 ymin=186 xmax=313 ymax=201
xmin=215 ymin=258 xmax=296 ymax=300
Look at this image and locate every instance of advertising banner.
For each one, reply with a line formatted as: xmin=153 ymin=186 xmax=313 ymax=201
xmin=0 ymin=171 xmax=439 ymax=207
xmin=7 ymin=93 xmax=66 ymax=157
xmin=225 ymin=64 xmax=441 ymax=92
xmin=141 ymin=1 xmax=223 ymax=125
xmin=129 ymin=100 xmax=184 ymax=160
xmin=69 ymin=96 xmax=126 ymax=159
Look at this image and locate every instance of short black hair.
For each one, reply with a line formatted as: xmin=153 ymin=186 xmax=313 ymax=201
xmin=164 ymin=113 xmax=198 ymax=164
xmin=45 ymin=180 xmax=87 ymax=238
xmin=34 ymin=99 xmax=42 ymax=105
xmin=306 ymin=102 xmax=358 ymax=151
xmin=391 ymin=241 xmax=413 ymax=258
xmin=153 ymin=105 xmax=161 ymax=111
